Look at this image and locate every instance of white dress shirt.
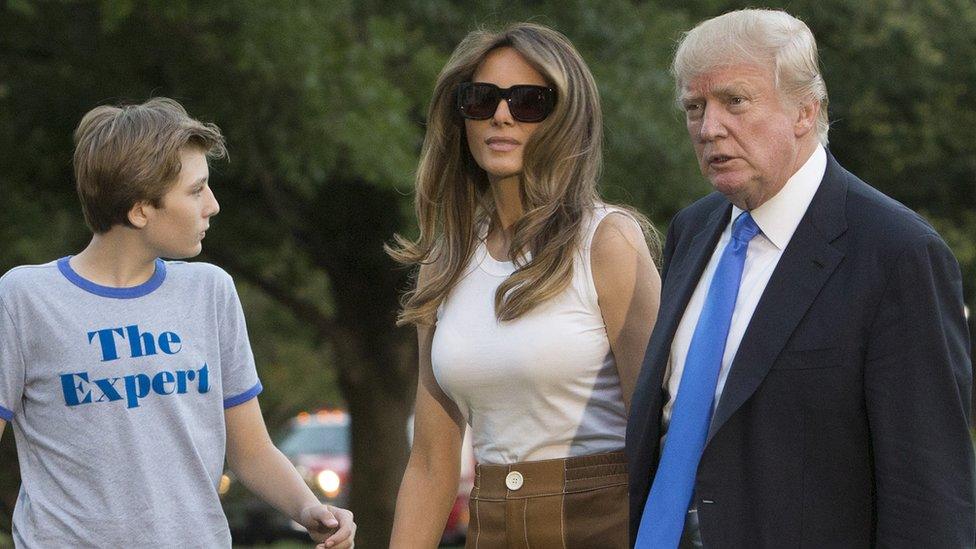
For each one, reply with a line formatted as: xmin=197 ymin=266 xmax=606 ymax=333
xmin=662 ymin=145 xmax=828 ymax=431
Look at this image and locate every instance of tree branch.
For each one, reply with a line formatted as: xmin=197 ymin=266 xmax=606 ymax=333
xmin=202 ymin=245 xmax=346 ymax=346
xmin=254 ymin=170 xmax=305 ymax=232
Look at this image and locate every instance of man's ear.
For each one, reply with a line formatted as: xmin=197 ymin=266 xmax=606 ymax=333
xmin=794 ymin=99 xmax=819 ymax=138
xmin=127 ymin=201 xmax=153 ymax=229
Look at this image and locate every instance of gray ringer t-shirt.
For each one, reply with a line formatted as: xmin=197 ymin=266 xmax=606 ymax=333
xmin=0 ymin=258 xmax=261 ymax=548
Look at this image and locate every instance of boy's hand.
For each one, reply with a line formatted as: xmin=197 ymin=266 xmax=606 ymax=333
xmin=300 ymin=503 xmax=356 ymax=549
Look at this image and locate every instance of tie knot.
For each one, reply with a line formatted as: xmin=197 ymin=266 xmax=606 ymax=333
xmin=732 ymin=212 xmax=761 ymax=243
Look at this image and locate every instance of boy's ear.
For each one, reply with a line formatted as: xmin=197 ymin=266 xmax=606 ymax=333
xmin=127 ymin=201 xmax=152 ymax=229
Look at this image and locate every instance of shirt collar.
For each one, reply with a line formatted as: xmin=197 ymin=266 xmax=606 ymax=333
xmin=731 ymin=144 xmax=827 ymax=250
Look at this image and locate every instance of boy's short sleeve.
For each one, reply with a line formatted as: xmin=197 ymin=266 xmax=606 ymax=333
xmin=216 ymin=274 xmax=262 ymax=409
xmin=0 ymin=298 xmax=26 ymax=421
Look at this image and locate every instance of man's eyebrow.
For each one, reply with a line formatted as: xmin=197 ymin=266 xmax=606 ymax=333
xmin=681 ymin=81 xmax=757 ymax=102
xmin=713 ymin=83 xmax=754 ymax=96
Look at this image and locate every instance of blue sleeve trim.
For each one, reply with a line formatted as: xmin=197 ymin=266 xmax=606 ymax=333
xmin=223 ymin=381 xmax=263 ymax=409
xmin=0 ymin=404 xmax=13 ymax=422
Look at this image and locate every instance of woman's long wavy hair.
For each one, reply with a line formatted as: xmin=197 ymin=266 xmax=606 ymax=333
xmin=388 ymin=22 xmax=659 ymax=326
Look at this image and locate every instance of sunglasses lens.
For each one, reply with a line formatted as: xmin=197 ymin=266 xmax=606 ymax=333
xmin=457 ymin=83 xmax=555 ymax=122
xmin=458 ymin=84 xmax=499 ymax=119
xmin=509 ymin=86 xmax=553 ymax=122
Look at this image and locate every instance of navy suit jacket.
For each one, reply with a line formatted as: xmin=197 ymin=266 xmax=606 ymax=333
xmin=626 ymin=153 xmax=975 ymax=547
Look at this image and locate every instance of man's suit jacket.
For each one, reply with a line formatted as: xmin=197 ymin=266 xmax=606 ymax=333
xmin=626 ymin=153 xmax=975 ymax=547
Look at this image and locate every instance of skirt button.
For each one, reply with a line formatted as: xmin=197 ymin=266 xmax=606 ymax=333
xmin=506 ymin=470 xmax=524 ymax=491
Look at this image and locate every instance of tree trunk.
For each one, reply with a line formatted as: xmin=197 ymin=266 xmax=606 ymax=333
xmin=340 ymin=341 xmax=415 ymax=548
xmin=315 ymin=179 xmax=417 ymax=547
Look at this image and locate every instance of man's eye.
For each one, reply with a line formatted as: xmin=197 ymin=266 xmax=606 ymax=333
xmin=729 ymin=96 xmax=745 ymax=106
xmin=683 ymin=103 xmax=703 ymax=118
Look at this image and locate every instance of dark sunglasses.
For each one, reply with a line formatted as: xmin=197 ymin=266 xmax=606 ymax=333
xmin=456 ymin=82 xmax=557 ymax=123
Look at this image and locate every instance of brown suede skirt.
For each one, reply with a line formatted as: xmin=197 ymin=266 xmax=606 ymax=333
xmin=465 ymin=451 xmax=629 ymax=549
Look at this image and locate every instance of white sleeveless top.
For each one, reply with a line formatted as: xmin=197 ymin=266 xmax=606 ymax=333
xmin=431 ymin=205 xmax=630 ymax=464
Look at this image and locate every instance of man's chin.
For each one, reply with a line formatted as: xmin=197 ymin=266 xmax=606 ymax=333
xmin=708 ymin=174 xmax=748 ymax=196
xmin=159 ymin=245 xmax=203 ymax=261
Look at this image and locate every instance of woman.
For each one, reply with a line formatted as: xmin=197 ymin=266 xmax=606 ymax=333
xmin=388 ymin=23 xmax=661 ymax=548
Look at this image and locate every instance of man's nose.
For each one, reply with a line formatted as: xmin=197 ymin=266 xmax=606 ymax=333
xmin=698 ymin=103 xmax=728 ymax=141
xmin=206 ymin=188 xmax=220 ymax=217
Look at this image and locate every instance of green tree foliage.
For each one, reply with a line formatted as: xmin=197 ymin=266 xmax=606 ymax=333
xmin=1 ymin=0 xmax=973 ymax=545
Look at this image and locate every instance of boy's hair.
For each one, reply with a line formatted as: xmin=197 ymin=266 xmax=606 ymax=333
xmin=73 ymin=97 xmax=227 ymax=233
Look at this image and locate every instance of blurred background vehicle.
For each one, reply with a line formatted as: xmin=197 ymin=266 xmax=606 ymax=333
xmin=221 ymin=409 xmax=474 ymax=546
xmin=222 ymin=409 xmax=350 ymax=544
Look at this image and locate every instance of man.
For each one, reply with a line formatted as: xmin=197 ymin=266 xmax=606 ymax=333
xmin=0 ymin=98 xmax=355 ymax=548
xmin=627 ymin=9 xmax=974 ymax=548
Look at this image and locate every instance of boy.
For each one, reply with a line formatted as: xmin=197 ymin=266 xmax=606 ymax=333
xmin=0 ymin=98 xmax=355 ymax=548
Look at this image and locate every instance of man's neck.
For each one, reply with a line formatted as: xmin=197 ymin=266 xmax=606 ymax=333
xmin=71 ymin=229 xmax=159 ymax=288
xmin=738 ymin=138 xmax=821 ymax=211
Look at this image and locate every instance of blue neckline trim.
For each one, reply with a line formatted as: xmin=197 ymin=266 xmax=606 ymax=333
xmin=57 ymin=256 xmax=167 ymax=299
xmin=0 ymin=404 xmax=13 ymax=422
xmin=223 ymin=381 xmax=263 ymax=409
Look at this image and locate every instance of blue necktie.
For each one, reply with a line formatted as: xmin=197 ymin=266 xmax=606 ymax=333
xmin=636 ymin=211 xmax=762 ymax=548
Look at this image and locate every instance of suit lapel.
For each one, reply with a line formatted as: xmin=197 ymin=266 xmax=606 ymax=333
xmin=643 ymin=203 xmax=731 ymax=421
xmin=658 ymin=203 xmax=732 ymax=355
xmin=706 ymin=155 xmax=849 ymax=444
xmin=632 ymin=201 xmax=731 ymax=451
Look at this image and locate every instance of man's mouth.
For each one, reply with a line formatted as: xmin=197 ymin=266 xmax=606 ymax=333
xmin=708 ymin=154 xmax=734 ymax=166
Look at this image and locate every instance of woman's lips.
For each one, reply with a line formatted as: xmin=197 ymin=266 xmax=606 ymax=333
xmin=486 ymin=136 xmax=520 ymax=152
